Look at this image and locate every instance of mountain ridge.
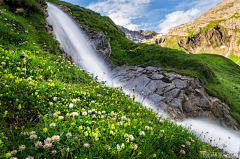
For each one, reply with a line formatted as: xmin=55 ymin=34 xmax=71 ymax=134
xmin=144 ymin=0 xmax=240 ymax=65
xmin=117 ymin=25 xmax=159 ymax=43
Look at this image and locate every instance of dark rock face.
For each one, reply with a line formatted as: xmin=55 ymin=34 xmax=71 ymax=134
xmin=41 ymin=1 xmax=48 ymax=18
xmin=42 ymin=3 xmax=56 ymax=40
xmin=178 ymin=27 xmax=231 ymax=55
xmin=117 ymin=25 xmax=158 ymax=43
xmin=155 ymin=27 xmax=231 ymax=55
xmin=110 ymin=65 xmax=240 ymax=131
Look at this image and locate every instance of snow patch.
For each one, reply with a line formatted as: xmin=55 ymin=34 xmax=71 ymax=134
xmin=220 ymin=45 xmax=226 ymax=49
xmin=225 ymin=47 xmax=231 ymax=57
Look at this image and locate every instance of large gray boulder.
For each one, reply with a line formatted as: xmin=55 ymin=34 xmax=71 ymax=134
xmin=135 ymin=75 xmax=151 ymax=87
xmin=164 ymin=88 xmax=181 ymax=102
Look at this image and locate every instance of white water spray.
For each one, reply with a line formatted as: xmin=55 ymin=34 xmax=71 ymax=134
xmin=46 ymin=3 xmax=112 ymax=83
xmin=46 ymin=3 xmax=240 ymax=157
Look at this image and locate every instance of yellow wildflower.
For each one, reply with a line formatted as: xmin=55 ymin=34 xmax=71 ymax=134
xmin=43 ymin=128 xmax=48 ymax=133
xmin=5 ymin=152 xmax=11 ymax=158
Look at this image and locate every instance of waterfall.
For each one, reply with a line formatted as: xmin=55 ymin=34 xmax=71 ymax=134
xmin=46 ymin=3 xmax=240 ymax=157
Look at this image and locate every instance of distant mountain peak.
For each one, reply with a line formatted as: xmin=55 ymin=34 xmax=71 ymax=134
xmin=117 ymin=25 xmax=159 ymax=43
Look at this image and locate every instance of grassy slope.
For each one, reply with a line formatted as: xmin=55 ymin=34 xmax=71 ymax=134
xmin=47 ymin=0 xmax=240 ymax=125
xmin=0 ymin=0 xmax=237 ymax=158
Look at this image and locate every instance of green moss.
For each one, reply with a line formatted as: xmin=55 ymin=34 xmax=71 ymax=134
xmin=237 ymin=39 xmax=240 ymax=45
xmin=197 ymin=20 xmax=226 ymax=34
xmin=230 ymin=11 xmax=240 ymax=19
xmin=186 ymin=27 xmax=195 ymax=37
xmin=213 ymin=41 xmax=219 ymax=47
xmin=198 ymin=49 xmax=205 ymax=54
xmin=229 ymin=53 xmax=240 ymax=65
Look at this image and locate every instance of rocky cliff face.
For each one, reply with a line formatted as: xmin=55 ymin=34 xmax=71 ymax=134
xmin=117 ymin=25 xmax=158 ymax=43
xmin=110 ymin=64 xmax=240 ymax=132
xmin=147 ymin=0 xmax=240 ymax=62
xmin=176 ymin=26 xmax=231 ymax=55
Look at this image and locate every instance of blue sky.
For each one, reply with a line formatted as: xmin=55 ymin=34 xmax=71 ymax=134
xmin=61 ymin=0 xmax=222 ymax=33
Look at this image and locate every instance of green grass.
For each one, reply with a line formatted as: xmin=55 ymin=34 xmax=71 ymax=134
xmin=198 ymin=49 xmax=205 ymax=54
xmin=230 ymin=11 xmax=240 ymax=19
xmin=195 ymin=20 xmax=226 ymax=35
xmin=0 ymin=0 xmax=239 ymax=158
xmin=237 ymin=39 xmax=240 ymax=46
xmin=229 ymin=53 xmax=240 ymax=65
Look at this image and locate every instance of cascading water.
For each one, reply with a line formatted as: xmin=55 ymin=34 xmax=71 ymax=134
xmin=46 ymin=3 xmax=240 ymax=158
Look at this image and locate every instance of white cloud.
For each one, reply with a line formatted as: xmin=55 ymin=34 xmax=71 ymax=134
xmin=158 ymin=0 xmax=222 ymax=34
xmin=158 ymin=8 xmax=200 ymax=33
xmin=87 ymin=0 xmax=151 ymax=31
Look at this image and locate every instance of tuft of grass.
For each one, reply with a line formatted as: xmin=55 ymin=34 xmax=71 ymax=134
xmin=237 ymin=39 xmax=240 ymax=46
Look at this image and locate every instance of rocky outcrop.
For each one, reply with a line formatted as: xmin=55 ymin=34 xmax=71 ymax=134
xmin=178 ymin=26 xmax=231 ymax=55
xmin=117 ymin=25 xmax=159 ymax=43
xmin=154 ymin=26 xmax=233 ymax=56
xmin=15 ymin=8 xmax=25 ymax=14
xmin=43 ymin=23 xmax=56 ymax=40
xmin=54 ymin=3 xmax=111 ymax=61
xmin=41 ymin=1 xmax=49 ymax=18
xmin=110 ymin=64 xmax=240 ymax=131
xmin=55 ymin=4 xmax=72 ymax=16
xmin=40 ymin=2 xmax=56 ymax=40
xmin=80 ymin=26 xmax=111 ymax=61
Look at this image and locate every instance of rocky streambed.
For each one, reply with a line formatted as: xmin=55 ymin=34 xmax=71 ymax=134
xmin=109 ymin=64 xmax=240 ymax=132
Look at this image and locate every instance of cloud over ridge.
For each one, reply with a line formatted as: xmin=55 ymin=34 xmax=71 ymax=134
xmin=87 ymin=0 xmax=151 ymax=31
xmin=158 ymin=8 xmax=200 ymax=34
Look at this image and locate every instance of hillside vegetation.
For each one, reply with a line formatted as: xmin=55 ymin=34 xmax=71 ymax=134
xmin=0 ymin=0 xmax=238 ymax=158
